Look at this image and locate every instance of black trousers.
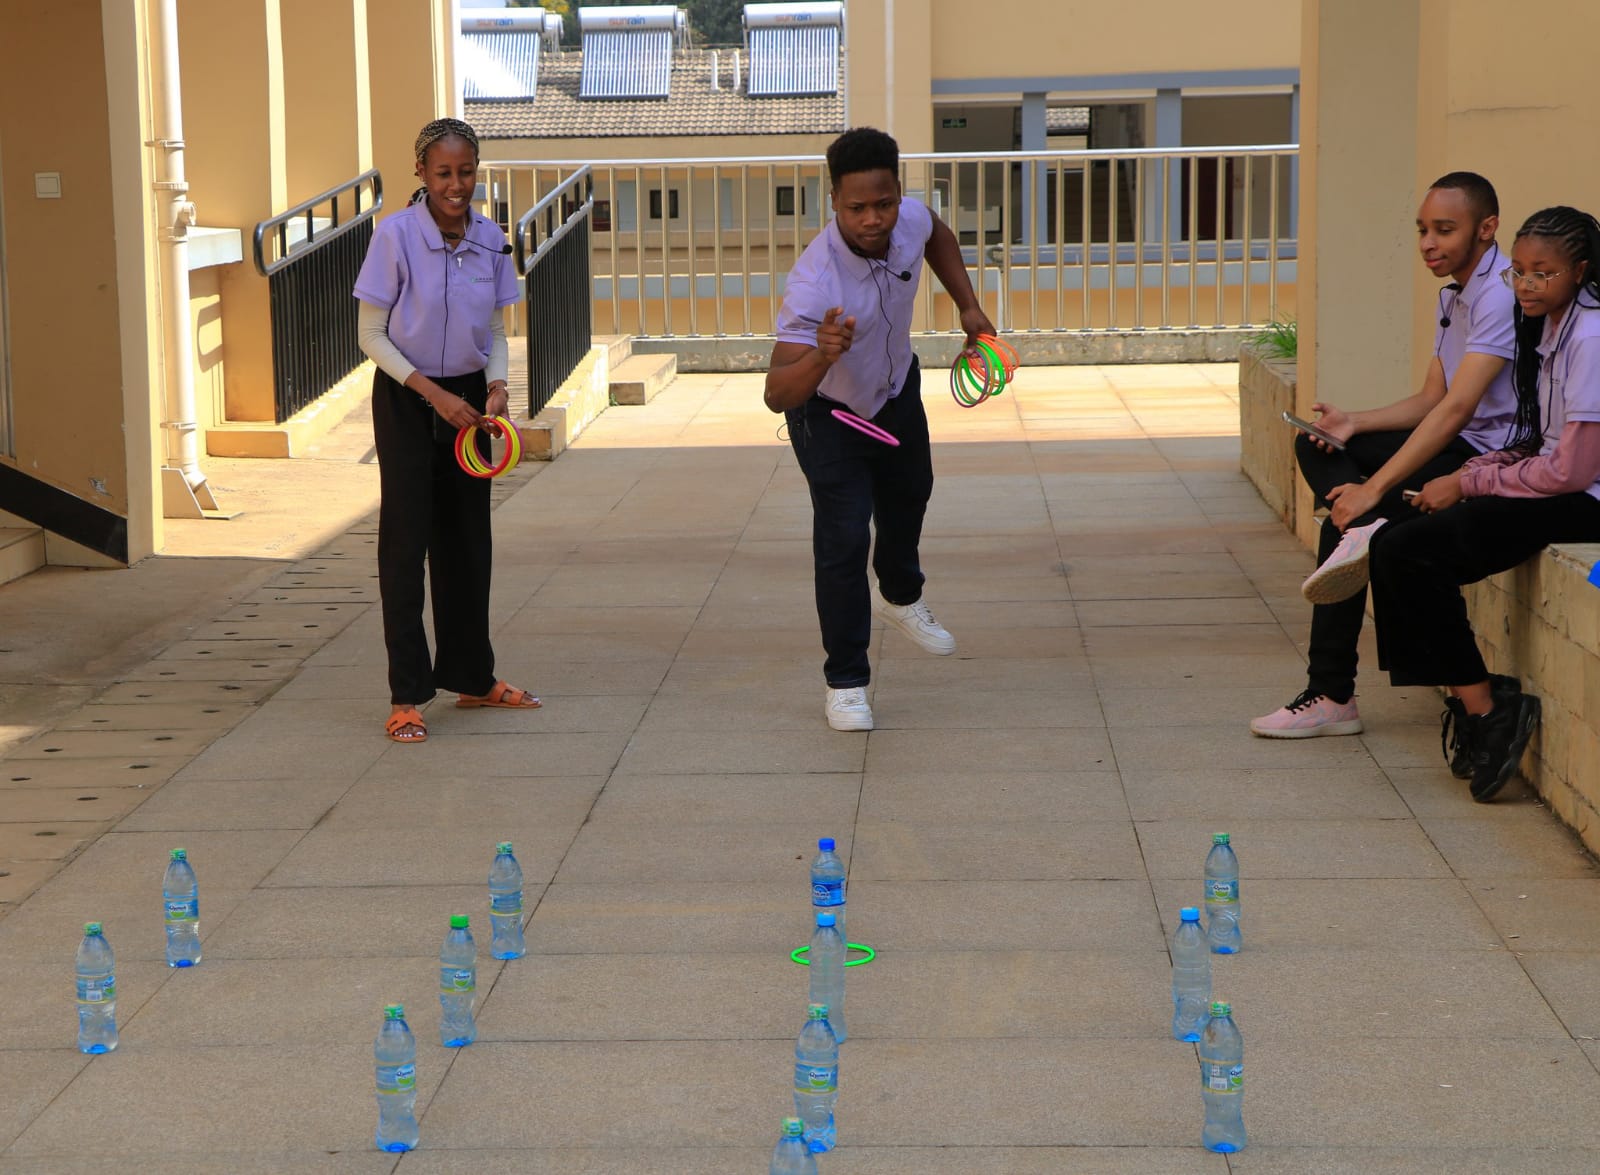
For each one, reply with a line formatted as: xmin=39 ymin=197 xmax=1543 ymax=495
xmin=371 ymin=369 xmax=497 ymax=705
xmin=1369 ymin=490 xmax=1600 ymax=686
xmin=786 ymin=358 xmax=933 ymax=687
xmin=1294 ymin=430 xmax=1479 ymax=701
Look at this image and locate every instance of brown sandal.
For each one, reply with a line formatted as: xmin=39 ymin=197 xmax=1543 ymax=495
xmin=385 ymin=706 xmax=428 ymax=743
xmin=456 ymin=680 xmax=541 ymax=709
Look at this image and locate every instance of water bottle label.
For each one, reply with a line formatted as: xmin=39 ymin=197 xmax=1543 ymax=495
xmin=793 ymin=1063 xmax=837 ymax=1094
xmin=377 ymin=1063 xmax=416 ymax=1094
xmin=1203 ymin=1061 xmax=1243 ymax=1093
xmin=1205 ymin=879 xmax=1239 ymax=904
xmin=489 ymin=895 xmax=522 ymax=917
xmin=76 ymin=976 xmax=115 ymax=1004
xmin=164 ymin=898 xmax=199 ymax=923
xmin=812 ymin=880 xmax=844 ymax=907
xmin=440 ymin=966 xmax=476 ymax=993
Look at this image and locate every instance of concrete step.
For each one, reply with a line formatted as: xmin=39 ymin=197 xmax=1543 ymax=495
xmin=609 ymin=351 xmax=677 ymax=406
xmin=0 ymin=526 xmax=46 ymax=587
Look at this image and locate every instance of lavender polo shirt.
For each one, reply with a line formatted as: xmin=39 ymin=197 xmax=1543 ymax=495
xmin=774 ymin=198 xmax=936 ymax=420
xmin=1533 ymin=299 xmax=1600 ymax=499
xmin=353 ymin=203 xmax=521 ymax=379
xmin=1434 ymin=245 xmax=1518 ymax=453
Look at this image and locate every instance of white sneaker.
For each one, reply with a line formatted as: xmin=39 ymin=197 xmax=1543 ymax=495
xmin=825 ymin=686 xmax=874 ymax=731
xmin=1301 ymin=519 xmax=1385 ymax=605
xmin=875 ymin=591 xmax=957 ymax=655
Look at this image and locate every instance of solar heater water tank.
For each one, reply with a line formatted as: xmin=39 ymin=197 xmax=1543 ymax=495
xmin=460 ymin=7 xmax=548 ymax=33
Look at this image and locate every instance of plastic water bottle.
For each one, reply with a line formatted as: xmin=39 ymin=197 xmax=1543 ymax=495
xmin=439 ymin=915 xmax=477 ymax=1047
xmin=769 ymin=1116 xmax=819 ymax=1174
xmin=374 ymin=1004 xmax=419 ymax=1152
xmin=162 ymin=847 xmax=201 ymax=967
xmin=488 ymin=842 xmax=526 ymax=960
xmin=792 ymin=1003 xmax=839 ymax=1153
xmin=1204 ymin=832 xmax=1241 ymax=954
xmin=1199 ymin=999 xmax=1247 ymax=1153
xmin=810 ymin=838 xmax=846 ymax=942
xmin=808 ymin=911 xmax=847 ymax=1043
xmin=1170 ymin=906 xmax=1211 ymax=1042
xmin=75 ymin=922 xmax=118 ymax=1054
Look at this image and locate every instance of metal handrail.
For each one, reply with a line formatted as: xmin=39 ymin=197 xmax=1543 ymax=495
xmin=486 ymin=144 xmax=1301 ymax=169
xmin=514 ymin=166 xmax=594 ymax=274
xmin=252 ymin=168 xmax=383 ymax=277
xmin=480 ymin=145 xmax=1299 ymax=338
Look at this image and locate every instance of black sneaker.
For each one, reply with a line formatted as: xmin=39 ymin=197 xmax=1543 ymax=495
xmin=1467 ymin=690 xmax=1541 ymax=802
xmin=1441 ymin=675 xmax=1521 ymax=780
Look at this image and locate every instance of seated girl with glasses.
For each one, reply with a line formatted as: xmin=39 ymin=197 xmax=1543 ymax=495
xmin=1358 ymin=205 xmax=1600 ymax=801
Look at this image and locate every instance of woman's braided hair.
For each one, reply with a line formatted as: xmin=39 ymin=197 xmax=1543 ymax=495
xmin=410 ymin=118 xmax=480 ymax=206
xmin=1506 ymin=206 xmax=1600 ymax=452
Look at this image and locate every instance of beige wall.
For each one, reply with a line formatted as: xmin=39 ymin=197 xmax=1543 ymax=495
xmin=926 ymin=0 xmax=1298 ymax=80
xmin=0 ymin=5 xmax=131 ymax=512
xmin=368 ymin=0 xmax=452 ymax=222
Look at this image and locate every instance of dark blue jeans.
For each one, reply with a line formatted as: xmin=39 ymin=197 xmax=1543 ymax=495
xmin=1295 ymin=429 xmax=1478 ymax=702
xmin=786 ymin=359 xmax=933 ymax=687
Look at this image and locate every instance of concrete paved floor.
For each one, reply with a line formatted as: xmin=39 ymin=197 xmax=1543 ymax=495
xmin=3 ymin=363 xmax=1600 ymax=1172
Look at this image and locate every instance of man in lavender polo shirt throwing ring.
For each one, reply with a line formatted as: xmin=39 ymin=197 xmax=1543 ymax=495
xmin=764 ymin=127 xmax=996 ymax=732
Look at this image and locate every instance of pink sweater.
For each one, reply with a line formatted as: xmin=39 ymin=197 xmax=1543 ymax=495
xmin=1459 ymin=420 xmax=1600 ymax=498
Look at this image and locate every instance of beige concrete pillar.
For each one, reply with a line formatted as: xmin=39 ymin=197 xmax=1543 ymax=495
xmin=281 ymin=0 xmax=372 ymax=202
xmin=367 ymin=0 xmax=452 ymax=221
xmin=1298 ymin=0 xmax=1420 ymax=409
xmin=845 ymin=0 xmax=933 ymax=150
xmin=180 ymin=0 xmax=287 ymax=423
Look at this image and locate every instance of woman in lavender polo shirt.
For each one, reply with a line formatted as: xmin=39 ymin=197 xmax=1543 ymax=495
xmin=354 ymin=118 xmax=539 ymax=743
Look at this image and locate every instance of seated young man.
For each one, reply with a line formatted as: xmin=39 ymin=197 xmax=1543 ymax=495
xmin=1252 ymin=172 xmax=1518 ymax=742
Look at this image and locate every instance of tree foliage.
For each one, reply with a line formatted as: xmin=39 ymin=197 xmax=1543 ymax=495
xmin=509 ymin=0 xmax=747 ymax=47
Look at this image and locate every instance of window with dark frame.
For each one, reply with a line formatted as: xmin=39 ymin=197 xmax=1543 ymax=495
xmin=775 ymin=185 xmax=807 ymax=216
xmin=648 ymin=189 xmax=680 ymax=220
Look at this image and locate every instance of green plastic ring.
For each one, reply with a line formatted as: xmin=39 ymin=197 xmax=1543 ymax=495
xmin=790 ymin=943 xmax=876 ymax=967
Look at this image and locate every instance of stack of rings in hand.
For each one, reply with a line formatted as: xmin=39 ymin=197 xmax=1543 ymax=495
xmin=950 ymin=334 xmax=1020 ymax=407
xmin=454 ymin=416 xmax=522 ymax=478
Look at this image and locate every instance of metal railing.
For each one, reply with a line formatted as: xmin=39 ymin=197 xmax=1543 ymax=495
xmin=252 ymin=169 xmax=382 ymax=423
xmin=516 ymin=167 xmax=594 ymax=416
xmin=479 ymin=145 xmax=1297 ymax=340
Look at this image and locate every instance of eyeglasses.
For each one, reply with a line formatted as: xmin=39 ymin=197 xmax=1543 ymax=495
xmin=1501 ymin=268 xmax=1566 ymax=291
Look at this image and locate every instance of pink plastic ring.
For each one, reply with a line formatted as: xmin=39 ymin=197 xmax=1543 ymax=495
xmin=831 ymin=407 xmax=900 ymax=447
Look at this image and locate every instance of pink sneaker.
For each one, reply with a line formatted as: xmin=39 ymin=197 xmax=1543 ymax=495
xmin=1250 ymin=688 xmax=1364 ymax=738
xmin=1301 ymin=519 xmax=1385 ymax=605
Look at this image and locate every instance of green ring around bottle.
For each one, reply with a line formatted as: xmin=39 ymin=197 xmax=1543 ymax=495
xmin=789 ymin=943 xmax=876 ymax=967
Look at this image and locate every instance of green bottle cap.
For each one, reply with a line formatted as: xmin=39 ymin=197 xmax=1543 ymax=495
xmin=1210 ymin=1000 xmax=1231 ymax=1017
xmin=170 ymin=848 xmax=187 ymax=860
xmin=496 ymin=842 xmax=514 ymax=854
xmin=385 ymin=1004 xmax=405 ymax=1019
xmin=84 ymin=921 xmax=102 ymax=935
xmin=1213 ymin=832 xmax=1230 ymax=845
xmin=450 ymin=914 xmax=470 ymax=929
xmin=781 ymin=1117 xmax=804 ymax=1137
xmin=808 ymin=1003 xmax=829 ymax=1019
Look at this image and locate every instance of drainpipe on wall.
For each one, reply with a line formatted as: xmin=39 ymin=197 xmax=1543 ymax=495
xmin=151 ymin=0 xmax=224 ymax=519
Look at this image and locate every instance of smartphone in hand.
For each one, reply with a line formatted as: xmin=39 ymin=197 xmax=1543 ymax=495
xmin=1402 ymin=489 xmax=1420 ymax=504
xmin=1282 ymin=409 xmax=1347 ymax=451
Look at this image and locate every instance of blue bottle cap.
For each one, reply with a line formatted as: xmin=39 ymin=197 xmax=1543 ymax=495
xmin=816 ymin=912 xmax=836 ymax=927
xmin=170 ymin=848 xmax=187 ymax=861
xmin=1213 ymin=832 xmax=1231 ymax=845
xmin=1179 ymin=906 xmax=1200 ymax=922
xmin=818 ymin=837 xmax=835 ymax=852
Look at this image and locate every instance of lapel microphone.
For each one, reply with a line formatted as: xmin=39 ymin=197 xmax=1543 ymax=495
xmin=1439 ymin=282 xmax=1462 ymax=328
